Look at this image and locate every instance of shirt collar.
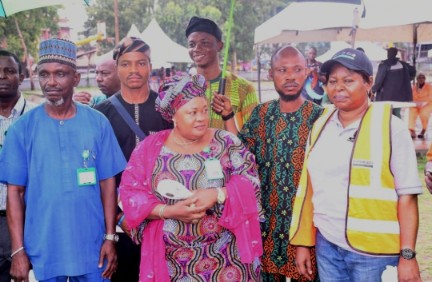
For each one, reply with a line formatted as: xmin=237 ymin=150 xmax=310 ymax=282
xmin=329 ymin=109 xmax=361 ymax=131
xmin=9 ymin=95 xmax=26 ymax=118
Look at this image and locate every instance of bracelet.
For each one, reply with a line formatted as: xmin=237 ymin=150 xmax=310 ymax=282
xmin=10 ymin=246 xmax=24 ymax=258
xmin=222 ymin=111 xmax=235 ymax=121
xmin=159 ymin=204 xmax=167 ymax=220
xmin=117 ymin=213 xmax=125 ymax=226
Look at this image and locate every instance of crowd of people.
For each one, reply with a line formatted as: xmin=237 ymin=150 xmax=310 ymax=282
xmin=0 ymin=15 xmax=430 ymax=282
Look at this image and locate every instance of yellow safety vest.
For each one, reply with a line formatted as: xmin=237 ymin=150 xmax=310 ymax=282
xmin=289 ymin=103 xmax=400 ymax=255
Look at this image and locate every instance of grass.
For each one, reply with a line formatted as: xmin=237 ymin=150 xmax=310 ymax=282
xmin=416 ymin=155 xmax=432 ymax=280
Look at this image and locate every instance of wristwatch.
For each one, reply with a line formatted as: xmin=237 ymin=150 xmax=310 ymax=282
xmin=400 ymin=248 xmax=416 ymax=260
xmin=104 ymin=233 xmax=119 ymax=243
xmin=222 ymin=111 xmax=235 ymax=121
xmin=216 ymin=188 xmax=226 ymax=204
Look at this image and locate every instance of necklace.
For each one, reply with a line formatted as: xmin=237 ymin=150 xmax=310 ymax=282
xmin=172 ymin=131 xmax=200 ymax=146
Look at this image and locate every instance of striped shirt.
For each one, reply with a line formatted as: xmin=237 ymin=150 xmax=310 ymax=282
xmin=0 ymin=95 xmax=36 ymax=209
xmin=206 ymin=71 xmax=258 ymax=130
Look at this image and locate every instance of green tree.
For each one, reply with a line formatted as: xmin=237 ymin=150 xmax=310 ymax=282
xmin=85 ymin=0 xmax=293 ymax=64
xmin=1 ymin=7 xmax=59 ymax=89
xmin=0 ymin=7 xmax=59 ymax=65
xmin=155 ymin=0 xmax=292 ymax=62
xmin=85 ymin=0 xmax=154 ymax=53
xmin=155 ymin=0 xmax=221 ymax=47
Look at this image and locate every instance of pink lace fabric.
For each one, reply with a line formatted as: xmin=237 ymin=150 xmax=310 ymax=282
xmin=120 ymin=129 xmax=263 ymax=281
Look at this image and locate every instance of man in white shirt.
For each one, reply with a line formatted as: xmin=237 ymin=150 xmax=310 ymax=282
xmin=0 ymin=49 xmax=35 ymax=282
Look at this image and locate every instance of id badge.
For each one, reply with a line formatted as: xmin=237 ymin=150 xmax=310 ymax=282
xmin=77 ymin=167 xmax=97 ymax=186
xmin=204 ymin=159 xmax=224 ymax=180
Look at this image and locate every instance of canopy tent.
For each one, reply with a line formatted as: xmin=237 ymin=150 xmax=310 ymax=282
xmin=316 ymin=41 xmax=387 ymax=75
xmin=123 ymin=20 xmax=192 ymax=68
xmin=355 ymin=0 xmax=432 ymax=43
xmin=316 ymin=41 xmax=386 ymax=62
xmin=124 ymin=23 xmax=170 ymax=68
xmin=126 ymin=24 xmax=142 ymax=38
xmin=140 ymin=19 xmax=192 ymax=68
xmin=254 ymin=0 xmax=432 ymax=46
xmin=253 ymin=0 xmax=362 ymax=99
xmin=354 ymin=0 xmax=432 ymax=66
xmin=254 ymin=0 xmax=432 ymax=91
xmin=254 ymin=1 xmax=362 ymax=44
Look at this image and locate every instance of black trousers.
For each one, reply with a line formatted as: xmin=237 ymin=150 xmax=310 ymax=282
xmin=0 ymin=217 xmax=11 ymax=282
xmin=0 ymin=258 xmax=11 ymax=282
xmin=111 ymin=233 xmax=141 ymax=282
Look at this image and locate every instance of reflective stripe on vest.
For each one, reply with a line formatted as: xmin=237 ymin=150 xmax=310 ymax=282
xmin=290 ymin=103 xmax=399 ymax=255
xmin=347 ymin=103 xmax=399 ymax=255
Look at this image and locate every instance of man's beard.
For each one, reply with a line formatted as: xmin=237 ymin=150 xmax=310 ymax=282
xmin=276 ymin=88 xmax=302 ymax=102
xmin=46 ymin=98 xmax=65 ymax=106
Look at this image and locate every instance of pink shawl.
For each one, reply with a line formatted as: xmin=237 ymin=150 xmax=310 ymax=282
xmin=119 ymin=129 xmax=262 ymax=281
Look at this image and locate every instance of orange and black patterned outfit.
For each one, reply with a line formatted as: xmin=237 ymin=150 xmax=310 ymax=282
xmin=239 ymin=99 xmax=322 ymax=282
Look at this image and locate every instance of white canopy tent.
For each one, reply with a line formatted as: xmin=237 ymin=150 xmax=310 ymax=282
xmin=126 ymin=24 xmax=142 ymax=38
xmin=355 ymin=0 xmax=432 ymax=43
xmin=254 ymin=1 xmax=361 ymax=45
xmin=316 ymin=41 xmax=387 ymax=74
xmin=253 ymin=0 xmax=432 ymax=100
xmin=140 ymin=19 xmax=192 ymax=68
xmin=316 ymin=41 xmax=386 ymax=62
xmin=354 ymin=0 xmax=432 ymax=67
xmin=124 ymin=23 xmax=168 ymax=68
xmin=254 ymin=0 xmax=432 ymax=46
xmin=123 ymin=20 xmax=193 ymax=68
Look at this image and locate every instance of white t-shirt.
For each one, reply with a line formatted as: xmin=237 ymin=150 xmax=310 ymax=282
xmin=307 ymin=111 xmax=422 ymax=254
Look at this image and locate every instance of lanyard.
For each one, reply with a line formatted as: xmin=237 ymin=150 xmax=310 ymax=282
xmin=19 ymin=99 xmax=27 ymax=116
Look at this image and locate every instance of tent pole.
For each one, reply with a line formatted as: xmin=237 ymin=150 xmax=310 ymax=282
xmin=350 ymin=29 xmax=356 ymax=48
xmin=351 ymin=7 xmax=359 ymax=48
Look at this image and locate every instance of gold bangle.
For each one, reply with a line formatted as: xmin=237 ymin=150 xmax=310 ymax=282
xmin=159 ymin=204 xmax=167 ymax=220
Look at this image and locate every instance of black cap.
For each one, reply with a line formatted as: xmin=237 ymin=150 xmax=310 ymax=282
xmin=185 ymin=16 xmax=222 ymax=41
xmin=320 ymin=48 xmax=373 ymax=77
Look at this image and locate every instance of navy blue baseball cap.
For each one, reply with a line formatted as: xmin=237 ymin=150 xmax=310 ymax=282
xmin=320 ymin=48 xmax=373 ymax=77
